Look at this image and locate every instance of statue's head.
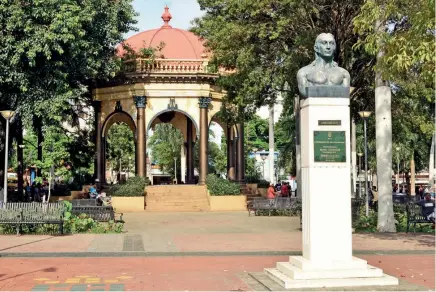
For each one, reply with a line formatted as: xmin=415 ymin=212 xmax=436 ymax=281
xmin=314 ymin=33 xmax=336 ymax=60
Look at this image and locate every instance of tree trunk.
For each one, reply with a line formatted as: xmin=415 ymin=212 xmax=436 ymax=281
xmin=429 ymin=134 xmax=435 ymax=186
xmin=410 ymin=154 xmax=415 ymax=196
xmin=268 ymin=105 xmax=275 ymax=184
xmin=0 ymin=120 xmax=5 ymax=202
xmin=351 ymin=118 xmax=357 ymax=197
xmin=294 ymin=95 xmax=301 ymax=198
xmin=375 ymin=21 xmax=396 ymax=232
xmin=34 ymin=117 xmax=43 ymax=177
xmin=16 ymin=116 xmax=24 ymax=196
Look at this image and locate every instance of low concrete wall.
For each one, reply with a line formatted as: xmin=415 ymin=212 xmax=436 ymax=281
xmin=209 ymin=195 xmax=247 ymax=211
xmin=49 ymin=191 xmax=82 ymax=202
xmin=258 ymin=188 xmax=268 ymax=198
xmin=111 ymin=197 xmax=145 ymax=212
xmin=246 ymin=183 xmax=258 ymax=195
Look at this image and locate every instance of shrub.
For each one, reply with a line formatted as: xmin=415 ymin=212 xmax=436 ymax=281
xmin=257 ymin=180 xmax=270 ymax=188
xmin=206 ymin=174 xmax=241 ymax=196
xmin=0 ymin=201 xmax=123 ymax=235
xmin=106 ymin=176 xmax=147 ymax=197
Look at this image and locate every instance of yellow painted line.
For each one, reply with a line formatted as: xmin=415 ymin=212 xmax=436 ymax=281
xmin=116 ymin=276 xmax=133 ymax=279
xmin=104 ymin=280 xmax=119 ymax=283
xmin=65 ymin=279 xmax=81 ymax=283
xmin=74 ymin=275 xmax=92 ymax=278
xmin=34 ymin=278 xmax=51 ymax=281
xmin=45 ymin=281 xmax=60 ymax=284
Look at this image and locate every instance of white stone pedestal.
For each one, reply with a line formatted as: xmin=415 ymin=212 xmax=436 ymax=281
xmin=264 ymin=96 xmax=398 ymax=288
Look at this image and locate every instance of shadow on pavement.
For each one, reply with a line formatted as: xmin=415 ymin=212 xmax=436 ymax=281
xmin=0 ymin=267 xmax=57 ymax=282
xmin=358 ymin=232 xmax=435 ymax=247
xmin=0 ymin=236 xmax=55 ymax=252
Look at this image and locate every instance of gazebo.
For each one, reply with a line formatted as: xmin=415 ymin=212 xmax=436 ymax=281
xmin=92 ymin=6 xmax=245 ymax=186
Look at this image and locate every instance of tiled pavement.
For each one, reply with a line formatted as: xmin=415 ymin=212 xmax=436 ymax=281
xmin=0 ymin=212 xmax=434 ymax=291
xmin=0 ymin=212 xmax=434 ymax=254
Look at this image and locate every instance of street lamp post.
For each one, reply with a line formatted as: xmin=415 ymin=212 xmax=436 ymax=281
xmin=1 ymin=110 xmax=15 ymax=204
xmin=357 ymin=152 xmax=363 ymax=198
xmin=396 ymin=146 xmax=400 ymax=192
xmin=174 ymin=157 xmax=177 ymax=184
xmin=358 ymin=111 xmax=372 ymax=217
xmin=260 ymin=151 xmax=268 ymax=180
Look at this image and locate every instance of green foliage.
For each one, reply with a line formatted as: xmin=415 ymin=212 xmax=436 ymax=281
xmin=62 ymin=200 xmax=123 ymax=234
xmin=148 ymin=123 xmax=184 ymax=177
xmin=0 ymin=0 xmax=137 ymax=121
xmin=206 ymin=174 xmax=241 ymax=195
xmin=257 ymin=180 xmax=271 ymax=188
xmin=355 ymin=204 xmax=434 ymax=233
xmin=245 ymin=115 xmax=269 ymax=151
xmin=63 ymin=214 xmax=123 ymax=234
xmin=276 ymin=112 xmax=296 ymax=176
xmin=245 ymin=157 xmax=261 ymax=183
xmin=0 ymin=201 xmax=123 ymax=235
xmin=208 ymin=141 xmax=227 ymax=176
xmin=106 ymin=176 xmax=147 ymax=197
xmin=355 ymin=208 xmax=379 ymax=232
xmin=353 ymin=0 xmax=435 ymax=87
xmin=252 ymin=200 xmax=302 ymax=216
xmin=106 ymin=123 xmax=135 ymax=179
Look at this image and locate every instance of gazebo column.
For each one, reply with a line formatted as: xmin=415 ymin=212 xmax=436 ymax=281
xmin=94 ymin=101 xmax=103 ymax=188
xmin=186 ymin=118 xmax=195 ymax=184
xmin=227 ymin=126 xmax=236 ymax=180
xmin=198 ymin=97 xmax=211 ymax=185
xmin=181 ymin=144 xmax=186 ymax=183
xmin=236 ymin=123 xmax=245 ymax=182
xmin=134 ymin=96 xmax=147 ymax=177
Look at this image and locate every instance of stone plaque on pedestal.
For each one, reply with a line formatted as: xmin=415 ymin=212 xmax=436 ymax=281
xmin=314 ymin=131 xmax=346 ymax=162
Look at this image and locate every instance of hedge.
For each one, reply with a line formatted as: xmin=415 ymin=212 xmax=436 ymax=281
xmin=105 ymin=176 xmax=147 ymax=197
xmin=206 ymin=174 xmax=241 ymax=196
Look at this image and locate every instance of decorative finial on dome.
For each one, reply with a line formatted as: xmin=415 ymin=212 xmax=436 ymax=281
xmin=161 ymin=5 xmax=172 ymax=28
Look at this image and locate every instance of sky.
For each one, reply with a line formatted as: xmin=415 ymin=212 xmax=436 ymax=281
xmin=127 ymin=0 xmax=204 ymax=38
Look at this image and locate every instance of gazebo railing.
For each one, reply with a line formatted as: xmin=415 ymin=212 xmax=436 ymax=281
xmin=122 ymin=58 xmax=209 ymax=74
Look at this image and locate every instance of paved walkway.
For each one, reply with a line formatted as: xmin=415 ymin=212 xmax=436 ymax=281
xmin=0 ymin=212 xmax=434 ymax=254
xmin=0 ymin=212 xmax=434 ymax=291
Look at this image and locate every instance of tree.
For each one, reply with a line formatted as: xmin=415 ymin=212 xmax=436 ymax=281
xmin=106 ymin=123 xmax=135 ymax=181
xmin=245 ymin=115 xmax=269 ymax=151
xmin=208 ymin=141 xmax=227 ymax=176
xmin=148 ymin=124 xmax=184 ymax=177
xmin=354 ymin=0 xmax=435 ymax=231
xmin=0 ymin=0 xmax=137 ymax=188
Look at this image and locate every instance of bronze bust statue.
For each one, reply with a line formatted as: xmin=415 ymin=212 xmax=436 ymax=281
xmin=297 ymin=33 xmax=350 ymax=98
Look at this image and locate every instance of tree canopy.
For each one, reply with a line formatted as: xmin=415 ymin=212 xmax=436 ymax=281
xmin=148 ymin=123 xmax=184 ymax=176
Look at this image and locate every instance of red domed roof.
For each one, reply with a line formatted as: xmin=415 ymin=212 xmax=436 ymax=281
xmin=118 ymin=6 xmax=206 ymax=59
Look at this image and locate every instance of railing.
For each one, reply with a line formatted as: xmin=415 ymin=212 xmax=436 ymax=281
xmin=122 ymin=58 xmax=209 ymax=74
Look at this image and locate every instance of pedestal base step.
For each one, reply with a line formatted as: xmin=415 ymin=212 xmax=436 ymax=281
xmin=265 ymin=268 xmax=399 ymax=289
xmin=277 ymin=262 xmax=383 ymax=280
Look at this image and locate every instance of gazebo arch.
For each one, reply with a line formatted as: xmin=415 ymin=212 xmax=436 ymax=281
xmin=102 ymin=111 xmax=136 ymax=138
xmin=100 ymin=111 xmax=137 ymax=183
xmin=147 ymin=108 xmax=199 ymax=140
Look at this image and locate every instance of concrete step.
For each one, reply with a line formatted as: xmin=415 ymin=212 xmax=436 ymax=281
xmin=145 ymin=185 xmax=210 ymax=212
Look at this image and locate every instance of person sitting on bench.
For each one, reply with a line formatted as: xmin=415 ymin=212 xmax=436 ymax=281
xmin=416 ymin=192 xmax=435 ymax=224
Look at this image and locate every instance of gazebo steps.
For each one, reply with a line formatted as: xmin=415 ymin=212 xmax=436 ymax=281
xmin=146 ymin=185 xmax=210 ymax=212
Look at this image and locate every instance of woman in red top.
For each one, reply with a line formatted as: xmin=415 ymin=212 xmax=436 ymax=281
xmin=267 ymin=184 xmax=276 ymax=199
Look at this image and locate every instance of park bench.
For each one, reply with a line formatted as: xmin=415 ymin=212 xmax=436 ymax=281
xmin=72 ymin=199 xmax=97 ymax=206
xmin=0 ymin=202 xmax=65 ymax=235
xmin=248 ymin=197 xmax=299 ymax=216
xmin=72 ymin=205 xmax=124 ymax=223
xmin=406 ymin=202 xmax=434 ymax=233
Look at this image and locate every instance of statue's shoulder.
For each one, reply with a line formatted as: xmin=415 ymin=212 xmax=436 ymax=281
xmin=297 ymin=61 xmax=315 ymax=77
